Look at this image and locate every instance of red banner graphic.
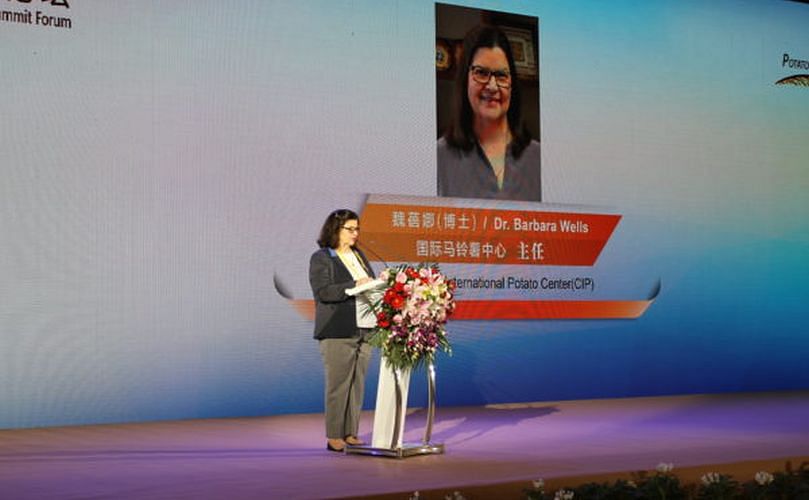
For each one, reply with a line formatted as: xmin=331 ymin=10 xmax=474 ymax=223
xmin=359 ymin=202 xmax=621 ymax=266
xmin=288 ymin=298 xmax=654 ymax=321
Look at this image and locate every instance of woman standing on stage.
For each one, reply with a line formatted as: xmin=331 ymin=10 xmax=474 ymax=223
xmin=308 ymin=209 xmax=377 ymax=452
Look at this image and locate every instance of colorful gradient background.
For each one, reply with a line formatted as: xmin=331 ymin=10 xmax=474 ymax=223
xmin=1 ymin=0 xmax=807 ymax=429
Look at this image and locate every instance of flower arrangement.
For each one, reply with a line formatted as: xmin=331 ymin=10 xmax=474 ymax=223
xmin=370 ymin=264 xmax=455 ymax=371
xmin=522 ymin=461 xmax=809 ymax=500
xmin=698 ymin=472 xmax=738 ymax=499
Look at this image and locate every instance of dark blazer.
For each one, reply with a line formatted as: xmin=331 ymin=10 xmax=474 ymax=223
xmin=308 ymin=247 xmax=375 ymax=340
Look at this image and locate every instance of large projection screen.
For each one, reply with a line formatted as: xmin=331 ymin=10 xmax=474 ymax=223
xmin=1 ymin=0 xmax=808 ymax=429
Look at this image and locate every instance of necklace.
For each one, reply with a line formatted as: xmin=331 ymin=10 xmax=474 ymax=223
xmin=337 ymin=249 xmax=368 ymax=277
xmin=481 ymin=128 xmax=511 ymax=190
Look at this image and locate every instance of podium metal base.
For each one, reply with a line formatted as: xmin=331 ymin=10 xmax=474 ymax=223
xmin=344 ymin=442 xmax=445 ymax=458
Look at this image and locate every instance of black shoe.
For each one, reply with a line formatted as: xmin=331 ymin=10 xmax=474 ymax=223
xmin=327 ymin=442 xmax=345 ymax=453
xmin=344 ymin=435 xmax=365 ymax=446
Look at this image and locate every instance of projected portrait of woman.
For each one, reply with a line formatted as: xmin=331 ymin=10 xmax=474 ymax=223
xmin=437 ymin=15 xmax=541 ymax=202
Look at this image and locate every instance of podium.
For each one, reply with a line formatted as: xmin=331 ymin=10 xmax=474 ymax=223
xmin=345 ymin=359 xmax=444 ymax=458
xmin=344 ymin=263 xmax=453 ymax=458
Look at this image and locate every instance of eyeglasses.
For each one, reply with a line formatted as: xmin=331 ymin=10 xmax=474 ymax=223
xmin=341 ymin=226 xmax=360 ymax=233
xmin=469 ymin=65 xmax=511 ymax=88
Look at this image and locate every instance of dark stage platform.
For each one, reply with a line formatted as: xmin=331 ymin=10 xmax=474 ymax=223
xmin=1 ymin=391 xmax=808 ymax=499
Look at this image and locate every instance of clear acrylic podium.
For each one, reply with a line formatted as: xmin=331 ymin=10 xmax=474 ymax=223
xmin=345 ymin=358 xmax=444 ymax=458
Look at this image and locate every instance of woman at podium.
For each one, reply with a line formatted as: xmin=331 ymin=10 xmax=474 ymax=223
xmin=308 ymin=209 xmax=377 ymax=453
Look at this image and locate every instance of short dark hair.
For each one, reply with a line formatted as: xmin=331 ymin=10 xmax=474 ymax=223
xmin=443 ymin=25 xmax=532 ymax=158
xmin=317 ymin=209 xmax=359 ymax=249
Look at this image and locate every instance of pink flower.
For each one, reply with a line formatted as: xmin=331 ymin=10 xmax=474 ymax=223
xmin=375 ymin=266 xmax=454 ymax=371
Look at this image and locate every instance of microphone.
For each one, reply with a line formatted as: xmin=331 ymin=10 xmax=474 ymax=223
xmin=356 ymin=241 xmax=390 ymax=270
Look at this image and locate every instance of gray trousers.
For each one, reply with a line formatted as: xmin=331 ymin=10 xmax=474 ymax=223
xmin=319 ymin=329 xmax=373 ymax=439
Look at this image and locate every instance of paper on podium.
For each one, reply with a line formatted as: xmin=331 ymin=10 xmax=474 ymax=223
xmin=345 ymin=278 xmax=386 ymax=296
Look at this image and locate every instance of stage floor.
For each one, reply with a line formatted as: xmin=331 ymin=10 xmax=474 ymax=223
xmin=1 ymin=391 xmax=808 ymax=499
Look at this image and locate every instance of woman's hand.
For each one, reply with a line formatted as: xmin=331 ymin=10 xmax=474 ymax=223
xmin=355 ymin=277 xmax=373 ymax=286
